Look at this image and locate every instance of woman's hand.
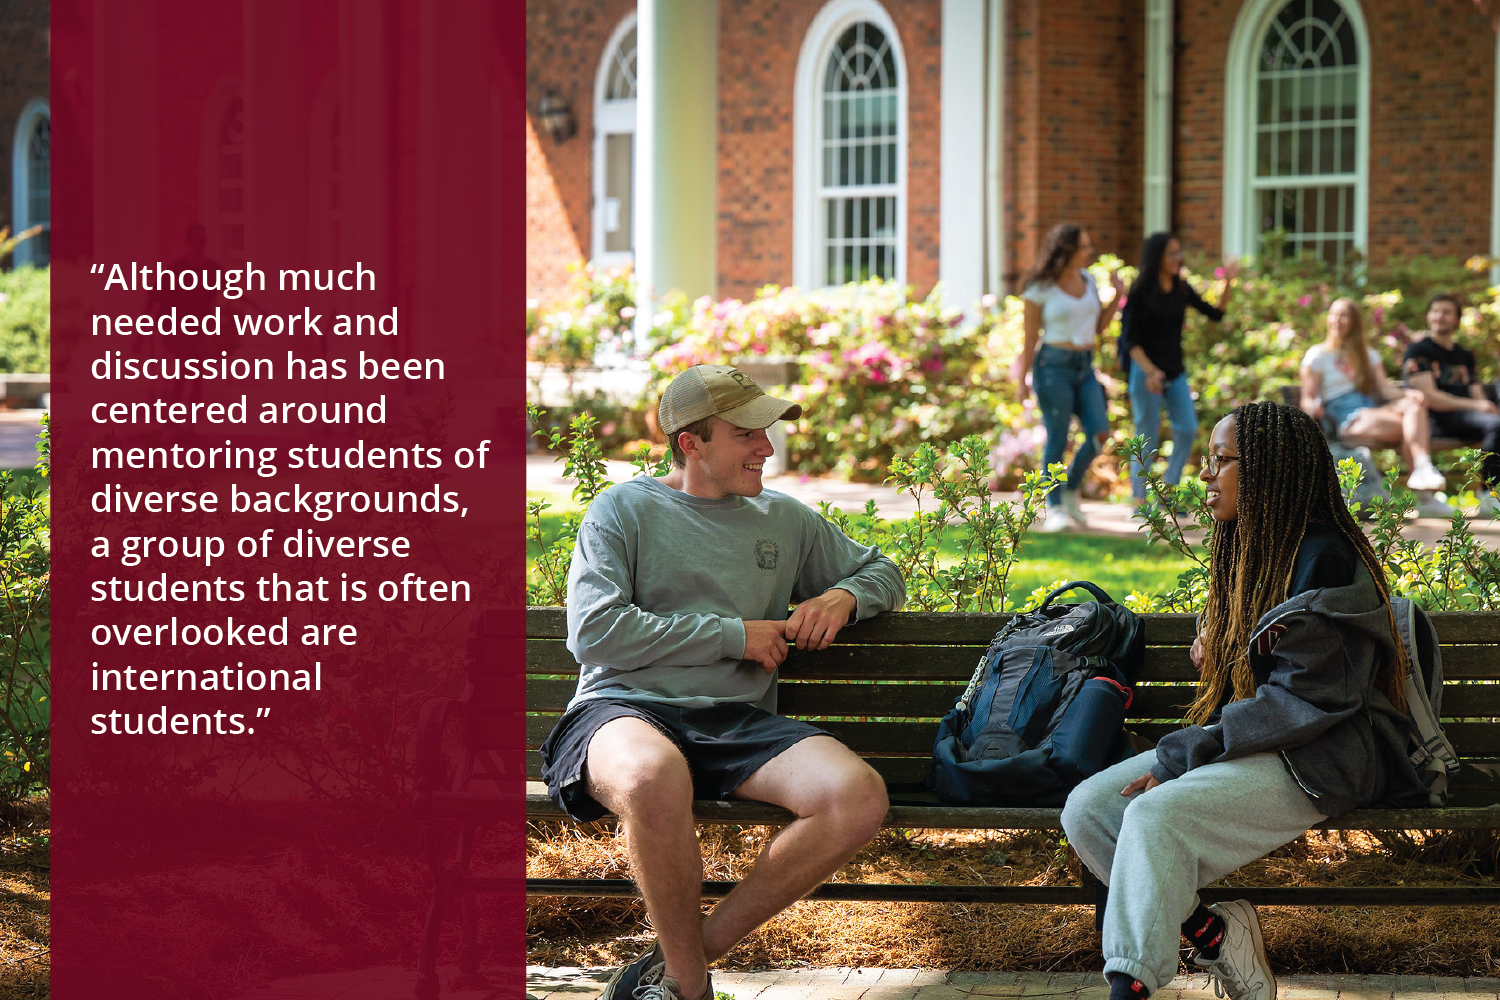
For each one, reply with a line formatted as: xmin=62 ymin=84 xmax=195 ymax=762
xmin=1222 ymin=257 xmax=1242 ymax=284
xmin=1190 ymin=634 xmax=1205 ymax=674
xmin=1121 ymin=772 xmax=1162 ymax=796
xmin=1012 ymin=359 xmax=1030 ymax=402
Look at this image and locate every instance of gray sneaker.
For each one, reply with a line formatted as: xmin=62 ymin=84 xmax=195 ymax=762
xmin=634 ymin=971 xmax=714 ymax=1000
xmin=599 ymin=941 xmax=664 ymax=1000
xmin=1191 ymin=899 xmax=1275 ymax=1000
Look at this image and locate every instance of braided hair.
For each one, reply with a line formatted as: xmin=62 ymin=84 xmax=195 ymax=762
xmin=1187 ymin=401 xmax=1409 ymax=724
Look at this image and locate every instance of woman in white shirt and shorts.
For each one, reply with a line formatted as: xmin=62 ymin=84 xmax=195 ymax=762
xmin=1299 ymin=297 xmax=1445 ymax=492
xmin=1015 ymin=223 xmax=1125 ymax=532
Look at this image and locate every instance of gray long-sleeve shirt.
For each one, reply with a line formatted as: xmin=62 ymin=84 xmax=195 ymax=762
xmin=564 ymin=475 xmax=906 ymax=711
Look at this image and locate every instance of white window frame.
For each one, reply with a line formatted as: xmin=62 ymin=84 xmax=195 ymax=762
xmin=1222 ymin=0 xmax=1370 ymax=263
xmin=592 ymin=12 xmax=638 ymax=268
xmin=11 ymin=98 xmax=49 ymax=268
xmin=793 ymin=0 xmax=908 ymax=290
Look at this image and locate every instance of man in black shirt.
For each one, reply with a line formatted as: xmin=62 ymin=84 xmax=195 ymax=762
xmin=1402 ymin=293 xmax=1500 ymax=515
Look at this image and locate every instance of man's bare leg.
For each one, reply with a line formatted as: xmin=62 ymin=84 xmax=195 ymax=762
xmin=700 ymin=735 xmax=888 ymax=962
xmin=585 ymin=717 xmax=710 ymax=1000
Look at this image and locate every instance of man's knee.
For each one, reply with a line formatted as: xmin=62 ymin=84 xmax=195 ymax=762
xmin=587 ymin=734 xmax=693 ymax=821
xmin=823 ymin=761 xmax=889 ymax=846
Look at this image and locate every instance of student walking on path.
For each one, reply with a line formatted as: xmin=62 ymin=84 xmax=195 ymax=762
xmin=1119 ymin=233 xmax=1237 ymax=504
xmin=1061 ymin=402 xmax=1432 ymax=1000
xmin=1014 ymin=223 xmax=1124 ymax=533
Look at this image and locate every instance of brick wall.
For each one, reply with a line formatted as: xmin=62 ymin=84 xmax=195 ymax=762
xmin=1175 ymin=0 xmax=1496 ymax=267
xmin=1006 ymin=0 xmax=1144 ymax=286
xmin=526 ymin=0 xmax=635 ymax=307
xmin=0 ymin=0 xmax=51 ymax=243
xmin=716 ymin=0 xmax=943 ymax=301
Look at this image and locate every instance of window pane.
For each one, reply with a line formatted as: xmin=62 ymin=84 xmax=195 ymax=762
xmin=1251 ymin=2 xmax=1360 ymax=265
xmin=604 ymin=133 xmax=634 ymax=253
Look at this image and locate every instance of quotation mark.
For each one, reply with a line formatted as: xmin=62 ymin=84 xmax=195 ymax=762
xmin=248 ymin=706 xmax=271 ymax=735
xmin=90 ymin=264 xmax=105 ymax=274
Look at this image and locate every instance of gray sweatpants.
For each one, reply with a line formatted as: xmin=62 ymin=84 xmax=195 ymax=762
xmin=1060 ymin=749 xmax=1326 ymax=992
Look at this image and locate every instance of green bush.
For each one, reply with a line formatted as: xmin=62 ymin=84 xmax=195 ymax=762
xmin=0 ymin=265 xmax=49 ymax=373
xmin=0 ymin=415 xmax=49 ymax=802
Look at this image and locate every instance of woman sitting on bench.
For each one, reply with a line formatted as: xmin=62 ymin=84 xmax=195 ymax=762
xmin=1298 ymin=297 xmax=1446 ymax=492
xmin=1061 ymin=401 xmax=1431 ymax=1000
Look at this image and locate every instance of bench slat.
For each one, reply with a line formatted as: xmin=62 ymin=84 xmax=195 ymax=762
xmin=523 ymin=638 xmax=1500 ymax=683
xmin=524 ymin=608 xmax=1500 ymax=645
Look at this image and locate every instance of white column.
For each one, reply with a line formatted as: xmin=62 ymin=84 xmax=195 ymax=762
xmin=1143 ymin=0 xmax=1173 ymax=235
xmin=1492 ymin=31 xmax=1500 ymax=287
xmin=244 ymin=0 xmax=311 ymax=264
xmin=92 ymin=0 xmax=158 ymax=267
xmin=635 ymin=0 xmax=717 ymax=343
xmin=985 ymin=0 xmax=1005 ymax=296
xmin=941 ymin=0 xmax=986 ymax=318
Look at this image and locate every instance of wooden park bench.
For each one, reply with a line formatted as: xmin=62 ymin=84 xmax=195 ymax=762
xmin=410 ymin=605 xmax=1500 ymax=997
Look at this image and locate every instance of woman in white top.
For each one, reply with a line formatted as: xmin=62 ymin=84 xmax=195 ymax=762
xmin=1299 ymin=297 xmax=1444 ymax=492
xmin=1015 ymin=223 xmax=1125 ymax=532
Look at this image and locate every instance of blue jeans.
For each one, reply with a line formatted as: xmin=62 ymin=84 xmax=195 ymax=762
xmin=1127 ymin=365 xmax=1198 ymax=500
xmin=1033 ymin=344 xmax=1109 ymax=506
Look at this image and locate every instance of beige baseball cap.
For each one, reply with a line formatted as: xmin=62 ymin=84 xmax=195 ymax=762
xmin=658 ymin=364 xmax=803 ymax=436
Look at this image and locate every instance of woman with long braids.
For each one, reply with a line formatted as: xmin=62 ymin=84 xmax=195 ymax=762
xmin=1061 ymin=402 xmax=1430 ymax=1000
xmin=1015 ymin=223 xmax=1125 ymax=532
xmin=1120 ymin=232 xmax=1238 ymax=504
xmin=1299 ymin=297 xmax=1446 ymax=491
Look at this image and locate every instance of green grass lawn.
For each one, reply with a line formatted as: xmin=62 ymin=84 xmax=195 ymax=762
xmin=527 ymin=511 xmax=1194 ymax=607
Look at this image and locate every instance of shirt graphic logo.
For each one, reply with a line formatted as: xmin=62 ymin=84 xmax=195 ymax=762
xmin=754 ymin=539 xmax=780 ymax=570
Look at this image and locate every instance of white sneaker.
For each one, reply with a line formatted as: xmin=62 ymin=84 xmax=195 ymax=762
xmin=1192 ymin=899 xmax=1275 ymax=1000
xmin=1406 ymin=464 xmax=1447 ymax=492
xmin=1061 ymin=489 xmax=1087 ymax=527
xmin=1040 ymin=506 xmax=1072 ymax=533
xmin=1475 ymin=494 xmax=1500 ymax=519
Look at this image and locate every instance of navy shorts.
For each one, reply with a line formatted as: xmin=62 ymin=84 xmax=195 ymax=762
xmin=538 ymin=697 xmax=831 ymax=822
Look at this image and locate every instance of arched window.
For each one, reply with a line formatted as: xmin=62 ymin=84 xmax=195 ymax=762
xmin=11 ymin=99 xmax=49 ymax=268
xmin=794 ymin=1 xmax=907 ymax=289
xmin=216 ymin=96 xmax=246 ymax=262
xmin=592 ymin=14 xmax=637 ymax=266
xmin=1224 ymin=0 xmax=1368 ymax=268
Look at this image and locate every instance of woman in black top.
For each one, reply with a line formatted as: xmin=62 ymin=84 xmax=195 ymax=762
xmin=1120 ymin=233 xmax=1238 ymax=503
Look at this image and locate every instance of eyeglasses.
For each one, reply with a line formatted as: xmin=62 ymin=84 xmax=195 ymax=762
xmin=1201 ymin=453 xmax=1240 ymax=477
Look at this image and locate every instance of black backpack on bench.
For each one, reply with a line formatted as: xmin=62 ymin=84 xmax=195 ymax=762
xmin=928 ymin=581 xmax=1145 ymax=806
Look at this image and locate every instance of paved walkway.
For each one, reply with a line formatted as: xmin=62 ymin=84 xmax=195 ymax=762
xmin=224 ymin=965 xmax=1500 ymax=1000
xmin=526 ymin=454 xmax=1500 ymax=548
xmin=0 ymin=409 xmax=44 ymax=469
xmin=524 ymin=968 xmax=1500 ymax=1000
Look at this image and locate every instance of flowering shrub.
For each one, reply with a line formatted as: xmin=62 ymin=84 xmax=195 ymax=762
xmin=530 ymin=249 xmax=1499 ymax=492
xmin=527 ymin=263 xmax=643 ymax=370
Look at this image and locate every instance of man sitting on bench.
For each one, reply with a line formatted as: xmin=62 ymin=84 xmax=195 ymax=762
xmin=541 ymin=364 xmax=907 ymax=1000
xmin=1403 ymin=293 xmax=1500 ymax=517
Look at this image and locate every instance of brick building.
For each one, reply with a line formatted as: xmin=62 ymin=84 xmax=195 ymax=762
xmin=526 ymin=0 xmax=1500 ymax=315
xmin=0 ymin=0 xmax=51 ymax=267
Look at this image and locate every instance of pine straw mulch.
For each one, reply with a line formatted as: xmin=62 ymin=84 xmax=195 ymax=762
xmin=527 ymin=821 xmax=1500 ymax=977
xmin=0 ymin=796 xmax=50 ymax=999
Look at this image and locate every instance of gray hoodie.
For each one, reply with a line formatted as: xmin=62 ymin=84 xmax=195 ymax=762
xmin=1151 ymin=562 xmax=1428 ymax=818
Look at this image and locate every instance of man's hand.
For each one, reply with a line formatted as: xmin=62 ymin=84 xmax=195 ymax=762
xmin=1145 ymin=366 xmax=1165 ymax=395
xmin=742 ymin=620 xmax=790 ymax=674
xmin=785 ymin=588 xmax=859 ymax=651
xmin=1121 ymin=772 xmax=1162 ymax=796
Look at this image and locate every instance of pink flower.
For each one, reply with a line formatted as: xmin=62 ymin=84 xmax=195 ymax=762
xmin=1297 ymin=295 xmax=1313 ymax=307
xmin=1372 ymin=307 xmax=1385 ymax=324
xmin=1214 ymin=267 xmax=1225 ymax=279
xmin=981 ymin=293 xmax=998 ymax=309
